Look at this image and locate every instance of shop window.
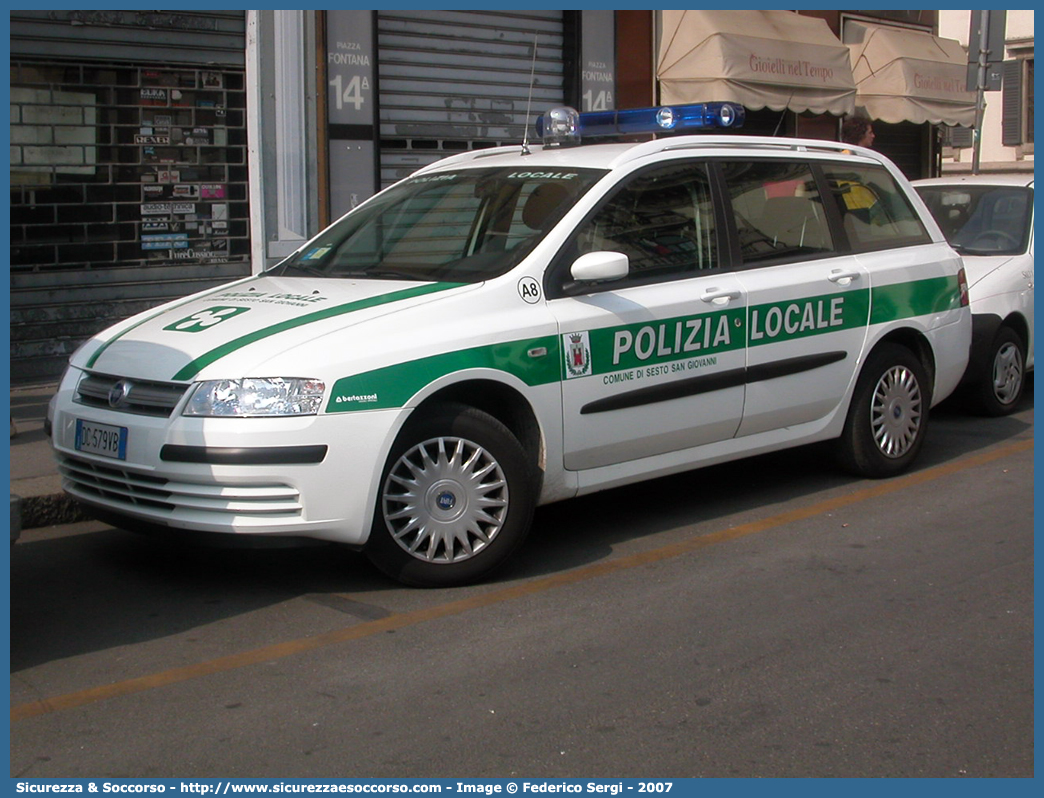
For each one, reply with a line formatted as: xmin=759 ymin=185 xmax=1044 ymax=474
xmin=10 ymin=61 xmax=249 ymax=271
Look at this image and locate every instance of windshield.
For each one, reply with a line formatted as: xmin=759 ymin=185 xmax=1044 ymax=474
xmin=274 ymin=166 xmax=605 ymax=282
xmin=916 ymin=184 xmax=1033 ymax=256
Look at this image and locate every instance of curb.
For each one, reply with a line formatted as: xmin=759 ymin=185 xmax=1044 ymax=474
xmin=15 ymin=492 xmax=92 ymax=530
xmin=10 ymin=494 xmax=21 ymax=544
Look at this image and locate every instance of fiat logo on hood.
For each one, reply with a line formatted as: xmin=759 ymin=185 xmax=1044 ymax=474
xmin=108 ymin=379 xmax=133 ymax=409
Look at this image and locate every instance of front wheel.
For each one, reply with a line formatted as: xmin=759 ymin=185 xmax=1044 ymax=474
xmin=365 ymin=404 xmax=536 ymax=587
xmin=971 ymin=326 xmax=1026 ymax=417
xmin=837 ymin=344 xmax=931 ymax=478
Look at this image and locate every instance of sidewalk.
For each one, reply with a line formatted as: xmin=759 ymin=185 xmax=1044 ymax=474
xmin=10 ymin=383 xmax=89 ymax=530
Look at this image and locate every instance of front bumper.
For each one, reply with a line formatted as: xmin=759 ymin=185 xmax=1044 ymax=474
xmin=51 ymin=387 xmax=406 ymax=546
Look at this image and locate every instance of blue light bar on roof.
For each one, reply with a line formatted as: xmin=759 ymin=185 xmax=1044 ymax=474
xmin=535 ymin=102 xmax=745 ymax=146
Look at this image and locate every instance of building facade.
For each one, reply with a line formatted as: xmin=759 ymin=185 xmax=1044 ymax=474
xmin=11 ymin=9 xmax=987 ymax=384
xmin=10 ymin=10 xmax=252 ymax=383
xmin=938 ymin=10 xmax=1034 ymax=175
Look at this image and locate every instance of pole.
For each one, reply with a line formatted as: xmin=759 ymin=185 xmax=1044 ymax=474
xmin=971 ymin=11 xmax=990 ymax=175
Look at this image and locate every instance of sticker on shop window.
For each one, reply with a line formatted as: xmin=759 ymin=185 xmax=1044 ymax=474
xmin=165 ymin=306 xmax=250 ymax=333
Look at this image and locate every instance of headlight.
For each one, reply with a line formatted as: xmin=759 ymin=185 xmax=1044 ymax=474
xmin=184 ymin=378 xmax=325 ymax=417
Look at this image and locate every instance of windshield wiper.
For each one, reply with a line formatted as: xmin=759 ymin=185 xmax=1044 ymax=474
xmin=951 ymin=243 xmax=1013 ymax=257
xmin=337 ymin=268 xmax=423 ymax=281
xmin=280 ymin=261 xmax=328 ymax=277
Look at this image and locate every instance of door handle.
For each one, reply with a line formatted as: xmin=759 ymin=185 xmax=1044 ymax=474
xmin=828 ymin=269 xmax=861 ymax=286
xmin=700 ymin=288 xmax=741 ymax=304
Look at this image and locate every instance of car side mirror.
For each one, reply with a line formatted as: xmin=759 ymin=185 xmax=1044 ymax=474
xmin=570 ymin=251 xmax=629 ymax=283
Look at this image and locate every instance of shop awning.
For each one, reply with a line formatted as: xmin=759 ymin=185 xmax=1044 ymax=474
xmin=656 ymin=10 xmax=856 ymax=117
xmin=848 ymin=23 xmax=977 ymax=127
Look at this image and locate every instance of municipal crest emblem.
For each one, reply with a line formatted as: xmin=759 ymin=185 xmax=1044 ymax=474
xmin=563 ymin=331 xmax=592 ymax=379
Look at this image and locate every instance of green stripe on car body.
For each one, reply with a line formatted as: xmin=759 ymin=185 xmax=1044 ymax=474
xmin=324 ymin=275 xmax=963 ymax=414
xmin=588 ymin=306 xmax=746 ymax=373
xmin=85 ymin=277 xmax=265 ymax=370
xmin=748 ymin=288 xmax=869 ymax=349
xmin=869 ymin=274 xmax=964 ymax=324
xmin=326 ymin=335 xmax=563 ymax=412
xmin=171 ymin=283 xmax=465 ymax=381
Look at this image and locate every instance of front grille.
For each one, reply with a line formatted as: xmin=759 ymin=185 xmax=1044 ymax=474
xmin=75 ymin=373 xmax=189 ymax=417
xmin=58 ymin=454 xmax=304 ymax=519
xmin=59 ymin=455 xmax=174 ymax=511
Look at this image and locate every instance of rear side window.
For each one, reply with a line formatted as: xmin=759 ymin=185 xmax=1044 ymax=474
xmin=720 ymin=161 xmax=835 ymax=266
xmin=821 ymin=163 xmax=930 ymax=252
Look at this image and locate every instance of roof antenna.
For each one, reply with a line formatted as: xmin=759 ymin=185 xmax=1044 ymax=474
xmin=521 ymin=35 xmax=538 ymax=155
xmin=772 ymin=92 xmax=794 ymax=136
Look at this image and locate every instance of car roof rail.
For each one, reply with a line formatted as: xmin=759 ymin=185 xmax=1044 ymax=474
xmin=410 ymin=145 xmax=525 ymax=175
xmin=406 ymin=135 xmax=893 ymax=178
xmin=607 ymin=135 xmax=889 ymax=169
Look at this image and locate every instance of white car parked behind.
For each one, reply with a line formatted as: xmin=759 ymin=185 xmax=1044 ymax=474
xmin=915 ymin=175 xmax=1034 ymax=415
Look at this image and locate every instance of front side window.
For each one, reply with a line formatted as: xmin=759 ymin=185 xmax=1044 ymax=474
xmin=720 ymin=161 xmax=834 ymax=265
xmin=275 ymin=167 xmax=604 ymax=283
xmin=821 ymin=163 xmax=930 ymax=252
xmin=553 ymin=161 xmax=720 ymax=292
xmin=917 ymin=184 xmax=1033 ymax=256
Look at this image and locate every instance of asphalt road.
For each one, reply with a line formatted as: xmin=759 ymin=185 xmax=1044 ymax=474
xmin=9 ymin=388 xmax=1034 ymax=779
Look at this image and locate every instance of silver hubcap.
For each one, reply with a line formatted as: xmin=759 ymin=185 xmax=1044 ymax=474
xmin=992 ymin=342 xmax=1024 ymax=406
xmin=871 ymin=365 xmax=922 ymax=459
xmin=382 ymin=436 xmax=508 ymax=563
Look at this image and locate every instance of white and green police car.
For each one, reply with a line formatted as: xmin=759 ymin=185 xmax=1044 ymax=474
xmin=50 ymin=104 xmax=971 ymax=586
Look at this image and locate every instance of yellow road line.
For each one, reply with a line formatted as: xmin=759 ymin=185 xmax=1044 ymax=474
xmin=11 ymin=437 xmax=1032 ymax=722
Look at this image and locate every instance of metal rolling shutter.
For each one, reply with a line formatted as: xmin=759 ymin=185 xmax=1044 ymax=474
xmin=9 ymin=12 xmax=249 ymax=384
xmin=377 ymin=10 xmax=567 ymax=187
xmin=9 ymin=10 xmax=246 ymax=66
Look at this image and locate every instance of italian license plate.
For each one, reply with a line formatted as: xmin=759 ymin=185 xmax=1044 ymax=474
xmin=75 ymin=419 xmax=128 ymax=460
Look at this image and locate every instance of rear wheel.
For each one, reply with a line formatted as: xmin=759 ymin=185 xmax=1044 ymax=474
xmin=971 ymin=326 xmax=1026 ymax=417
xmin=365 ymin=404 xmax=535 ymax=587
xmin=837 ymin=343 xmax=930 ymax=478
